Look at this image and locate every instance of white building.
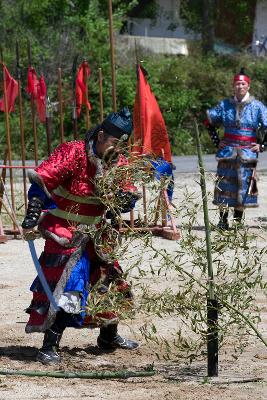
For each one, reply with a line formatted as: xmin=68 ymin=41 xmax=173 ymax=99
xmin=253 ymin=0 xmax=267 ymax=47
xmin=118 ymin=0 xmax=193 ymax=56
xmin=118 ymin=0 xmax=266 ymax=56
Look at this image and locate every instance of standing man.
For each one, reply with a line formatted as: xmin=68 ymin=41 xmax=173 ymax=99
xmin=22 ymin=108 xmax=140 ymax=365
xmin=205 ymin=68 xmax=267 ymax=229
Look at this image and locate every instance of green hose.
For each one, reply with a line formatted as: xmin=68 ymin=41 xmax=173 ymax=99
xmin=0 ymin=368 xmax=156 ymax=379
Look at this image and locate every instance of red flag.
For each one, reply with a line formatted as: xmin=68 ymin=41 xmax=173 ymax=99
xmin=133 ymin=64 xmax=172 ymax=162
xmin=26 ymin=67 xmax=46 ymax=122
xmin=0 ymin=64 xmax=18 ymax=113
xmin=76 ymin=61 xmax=92 ymax=117
xmin=26 ymin=67 xmax=39 ymax=97
xmin=36 ymin=74 xmax=46 ymax=123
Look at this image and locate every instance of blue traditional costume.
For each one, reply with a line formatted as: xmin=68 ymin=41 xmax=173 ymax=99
xmin=206 ymin=69 xmax=267 ymax=229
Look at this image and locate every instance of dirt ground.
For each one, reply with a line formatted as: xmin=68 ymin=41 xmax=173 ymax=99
xmin=0 ymin=171 xmax=267 ymax=400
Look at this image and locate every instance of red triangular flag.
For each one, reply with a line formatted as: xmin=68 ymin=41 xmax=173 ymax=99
xmin=36 ymin=74 xmax=46 ymax=123
xmin=26 ymin=67 xmax=39 ymax=97
xmin=0 ymin=64 xmax=18 ymax=113
xmin=133 ymin=64 xmax=172 ymax=162
xmin=26 ymin=67 xmax=47 ymax=123
xmin=76 ymin=61 xmax=92 ymax=117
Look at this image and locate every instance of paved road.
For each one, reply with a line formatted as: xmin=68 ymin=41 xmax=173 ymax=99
xmin=1 ymin=152 xmax=267 ymax=179
xmin=172 ymin=151 xmax=267 ymax=174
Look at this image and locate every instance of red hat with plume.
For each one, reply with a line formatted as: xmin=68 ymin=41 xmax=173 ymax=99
xmin=233 ymin=67 xmax=250 ymax=84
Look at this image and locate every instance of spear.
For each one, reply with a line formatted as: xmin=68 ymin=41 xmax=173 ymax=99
xmin=16 ymin=41 xmax=27 ymax=210
xmin=72 ymin=54 xmax=79 ymax=139
xmin=27 ymin=41 xmax=38 ymax=165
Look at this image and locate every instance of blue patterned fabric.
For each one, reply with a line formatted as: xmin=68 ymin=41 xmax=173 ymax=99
xmin=64 ymin=251 xmax=90 ymax=326
xmin=208 ymin=96 xmax=267 ymax=208
xmin=150 ymin=157 xmax=174 ymax=201
xmin=28 ymin=182 xmax=57 ymax=209
xmin=208 ymin=98 xmax=267 ymax=134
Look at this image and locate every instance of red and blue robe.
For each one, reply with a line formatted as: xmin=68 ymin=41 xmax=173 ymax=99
xmin=25 ymin=140 xmax=131 ymax=333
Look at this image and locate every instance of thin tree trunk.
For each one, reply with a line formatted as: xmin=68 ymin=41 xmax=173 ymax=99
xmin=202 ymin=0 xmax=216 ymax=55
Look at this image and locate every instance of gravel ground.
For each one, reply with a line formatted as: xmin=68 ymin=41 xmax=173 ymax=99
xmin=0 ymin=171 xmax=266 ymax=400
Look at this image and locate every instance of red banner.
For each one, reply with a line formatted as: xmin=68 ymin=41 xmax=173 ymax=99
xmin=0 ymin=64 xmax=18 ymax=113
xmin=76 ymin=61 xmax=92 ymax=117
xmin=36 ymin=74 xmax=46 ymax=123
xmin=133 ymin=64 xmax=172 ymax=162
xmin=26 ymin=67 xmax=46 ymax=122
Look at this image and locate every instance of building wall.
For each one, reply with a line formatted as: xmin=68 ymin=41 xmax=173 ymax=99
xmin=253 ymin=0 xmax=267 ymax=42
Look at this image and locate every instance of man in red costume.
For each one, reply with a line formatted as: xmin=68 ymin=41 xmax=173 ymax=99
xmin=22 ymin=108 xmax=139 ymax=364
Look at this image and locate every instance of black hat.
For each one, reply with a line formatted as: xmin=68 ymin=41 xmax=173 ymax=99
xmin=85 ymin=107 xmax=132 ymax=144
xmin=101 ymin=107 xmax=132 ymax=141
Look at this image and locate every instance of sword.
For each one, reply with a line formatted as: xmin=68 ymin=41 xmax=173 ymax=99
xmin=28 ymin=240 xmax=59 ymax=311
xmin=248 ymin=167 xmax=258 ymax=196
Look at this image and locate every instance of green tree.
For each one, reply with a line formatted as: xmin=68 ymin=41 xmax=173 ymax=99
xmin=180 ymin=0 xmax=256 ymax=51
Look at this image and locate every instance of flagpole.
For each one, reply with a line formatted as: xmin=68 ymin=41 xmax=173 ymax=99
xmin=1 ymin=58 xmax=16 ymax=232
xmin=27 ymin=41 xmax=38 ymax=166
xmin=108 ymin=0 xmax=117 ymax=112
xmin=83 ymin=60 xmax=91 ymax=130
xmin=38 ymin=56 xmax=52 ymax=157
xmin=16 ymin=41 xmax=27 ymax=210
xmin=0 ymin=148 xmax=8 ymax=214
xmin=136 ymin=63 xmax=148 ymax=225
xmin=45 ymin=98 xmax=52 ymax=157
xmin=57 ymin=67 xmax=65 ymax=143
xmin=72 ymin=55 xmax=79 ymax=140
xmin=98 ymin=68 xmax=104 ymax=121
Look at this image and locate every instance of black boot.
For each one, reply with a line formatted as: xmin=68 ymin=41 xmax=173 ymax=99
xmin=97 ymin=324 xmax=139 ymax=350
xmin=217 ymin=209 xmax=229 ymax=230
xmin=233 ymin=209 xmax=244 ymax=224
xmin=36 ymin=309 xmax=72 ymax=364
xmin=233 ymin=210 xmax=244 ymax=229
xmin=36 ymin=328 xmax=62 ymax=364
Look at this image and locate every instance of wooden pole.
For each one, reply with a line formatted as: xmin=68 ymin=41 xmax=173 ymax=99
xmin=82 ymin=61 xmax=90 ymax=130
xmin=1 ymin=61 xmax=16 ymax=232
xmin=135 ymin=63 xmax=148 ymax=226
xmin=45 ymin=99 xmax=52 ymax=157
xmin=108 ymin=0 xmax=117 ymax=112
xmin=16 ymin=42 xmax=27 ymax=210
xmin=72 ymin=55 xmax=79 ymax=140
xmin=27 ymin=41 xmax=38 ymax=165
xmin=0 ymin=148 xmax=8 ymax=213
xmin=194 ymin=118 xmax=218 ymax=377
xmin=98 ymin=68 xmax=104 ymax=121
xmin=57 ymin=67 xmax=65 ymax=143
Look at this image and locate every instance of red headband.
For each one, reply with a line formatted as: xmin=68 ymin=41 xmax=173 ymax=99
xmin=233 ymin=74 xmax=250 ymax=84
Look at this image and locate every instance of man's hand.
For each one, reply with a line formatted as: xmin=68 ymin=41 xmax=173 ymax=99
xmin=22 ymin=228 xmax=40 ymax=241
xmin=250 ymin=143 xmax=261 ymax=153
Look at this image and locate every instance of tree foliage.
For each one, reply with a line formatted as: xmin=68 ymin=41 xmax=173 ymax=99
xmin=180 ymin=0 xmax=256 ymax=46
xmin=0 ymin=0 xmax=267 ymax=159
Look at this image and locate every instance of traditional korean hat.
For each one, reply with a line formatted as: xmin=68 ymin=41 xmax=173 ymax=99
xmin=86 ymin=107 xmax=132 ymax=143
xmin=233 ymin=67 xmax=250 ymax=84
xmin=102 ymin=107 xmax=132 ymax=141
